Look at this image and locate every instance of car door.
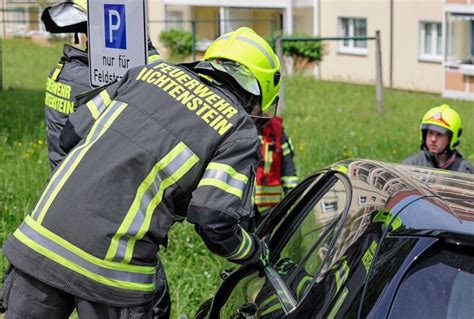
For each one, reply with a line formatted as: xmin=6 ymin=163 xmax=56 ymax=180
xmin=201 ymin=169 xmax=352 ymax=319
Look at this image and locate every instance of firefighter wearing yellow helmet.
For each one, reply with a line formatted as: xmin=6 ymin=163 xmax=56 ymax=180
xmin=41 ymin=0 xmax=161 ymax=169
xmin=2 ymin=2 xmax=167 ymax=318
xmin=41 ymin=0 xmax=88 ymax=35
xmin=403 ymin=104 xmax=473 ymax=173
xmin=1 ymin=27 xmax=279 ymax=318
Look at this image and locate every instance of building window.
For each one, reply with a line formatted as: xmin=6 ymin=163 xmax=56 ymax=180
xmin=420 ymin=22 xmax=442 ymax=62
xmin=5 ymin=7 xmax=28 ymax=35
xmin=446 ymin=15 xmax=474 ymax=65
xmin=166 ymin=10 xmax=184 ymax=30
xmin=338 ymin=17 xmax=368 ymax=55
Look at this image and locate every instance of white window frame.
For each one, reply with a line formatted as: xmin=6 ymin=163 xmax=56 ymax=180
xmin=419 ymin=21 xmax=442 ymax=63
xmin=166 ymin=10 xmax=184 ymax=30
xmin=337 ymin=17 xmax=368 ymax=56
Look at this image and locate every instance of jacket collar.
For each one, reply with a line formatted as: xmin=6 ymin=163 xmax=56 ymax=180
xmin=62 ymin=44 xmax=88 ymax=64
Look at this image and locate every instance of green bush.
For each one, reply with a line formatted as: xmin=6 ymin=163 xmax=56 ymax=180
xmin=283 ymin=33 xmax=324 ymax=63
xmin=159 ymin=29 xmax=193 ymax=58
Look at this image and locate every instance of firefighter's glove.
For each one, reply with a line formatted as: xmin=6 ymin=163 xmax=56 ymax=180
xmin=259 ymin=242 xmax=271 ymax=270
xmin=251 ymin=241 xmax=270 ymax=271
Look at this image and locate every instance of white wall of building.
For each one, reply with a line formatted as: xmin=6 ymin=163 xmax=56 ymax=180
xmin=319 ymin=0 xmax=391 ymax=86
xmin=393 ymin=0 xmax=443 ymax=93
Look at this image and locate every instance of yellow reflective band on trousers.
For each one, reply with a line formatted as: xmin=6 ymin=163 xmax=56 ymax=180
xmin=13 ymin=216 xmax=156 ymax=292
xmin=106 ymin=142 xmax=199 ymax=263
xmin=87 ymin=90 xmax=112 ymax=120
xmin=198 ymin=162 xmax=248 ymax=199
xmin=228 ymin=227 xmax=253 ymax=261
xmin=31 ymin=101 xmax=128 ymax=224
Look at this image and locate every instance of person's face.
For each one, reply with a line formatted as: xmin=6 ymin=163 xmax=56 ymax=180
xmin=426 ymin=129 xmax=450 ymax=154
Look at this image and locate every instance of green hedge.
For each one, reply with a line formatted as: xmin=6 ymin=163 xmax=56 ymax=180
xmin=283 ymin=34 xmax=324 ymax=63
xmin=159 ymin=29 xmax=193 ymax=58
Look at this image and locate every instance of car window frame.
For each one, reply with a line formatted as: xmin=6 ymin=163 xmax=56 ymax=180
xmin=206 ymin=170 xmax=353 ymax=318
xmin=205 ymin=172 xmax=328 ymax=318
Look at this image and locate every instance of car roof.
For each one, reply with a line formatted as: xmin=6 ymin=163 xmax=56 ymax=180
xmin=329 ymin=159 xmax=474 ymax=237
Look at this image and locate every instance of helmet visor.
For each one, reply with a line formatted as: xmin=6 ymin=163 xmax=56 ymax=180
xmin=421 ymin=124 xmax=449 ymax=135
xmin=210 ymin=60 xmax=260 ymax=97
xmin=47 ymin=2 xmax=87 ymax=28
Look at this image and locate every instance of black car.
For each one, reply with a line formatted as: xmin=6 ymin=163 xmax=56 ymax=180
xmin=196 ymin=159 xmax=474 ymax=319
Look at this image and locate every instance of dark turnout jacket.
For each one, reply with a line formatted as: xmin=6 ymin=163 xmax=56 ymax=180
xmin=44 ymin=44 xmax=161 ymax=169
xmin=4 ymin=61 xmax=260 ymax=306
xmin=403 ymin=147 xmax=473 ymax=174
xmin=44 ymin=44 xmax=90 ymax=169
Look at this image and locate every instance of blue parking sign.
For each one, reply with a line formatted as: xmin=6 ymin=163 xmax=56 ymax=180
xmin=89 ymin=0 xmax=146 ymax=86
xmin=104 ymin=4 xmax=127 ymax=49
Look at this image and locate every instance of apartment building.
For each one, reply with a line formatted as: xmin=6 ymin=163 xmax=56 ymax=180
xmin=443 ymin=0 xmax=474 ymax=100
xmin=319 ymin=0 xmax=444 ymax=94
xmin=147 ymin=0 xmax=314 ymax=54
xmin=1 ymin=0 xmax=473 ymax=100
xmin=0 ymin=0 xmax=47 ymax=38
xmin=148 ymin=0 xmax=453 ymax=95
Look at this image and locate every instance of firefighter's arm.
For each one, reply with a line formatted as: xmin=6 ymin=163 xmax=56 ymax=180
xmin=281 ymin=132 xmax=298 ymax=194
xmin=188 ymin=136 xmax=267 ymax=266
xmin=59 ymin=81 xmax=121 ymax=152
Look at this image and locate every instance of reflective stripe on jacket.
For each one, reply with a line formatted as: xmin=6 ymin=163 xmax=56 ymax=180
xmin=4 ymin=61 xmax=259 ymax=306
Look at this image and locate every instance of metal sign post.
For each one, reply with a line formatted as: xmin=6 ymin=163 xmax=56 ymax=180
xmin=375 ymin=30 xmax=385 ymax=114
xmin=88 ymin=0 xmax=147 ymax=87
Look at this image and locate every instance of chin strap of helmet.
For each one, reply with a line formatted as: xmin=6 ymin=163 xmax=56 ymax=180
xmin=425 ymin=146 xmax=457 ymax=169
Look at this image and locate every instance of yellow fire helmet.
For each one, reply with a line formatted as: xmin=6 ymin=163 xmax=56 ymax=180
xmin=41 ymin=0 xmax=88 ymax=34
xmin=420 ymin=104 xmax=462 ymax=151
xmin=203 ymin=27 xmax=281 ymax=112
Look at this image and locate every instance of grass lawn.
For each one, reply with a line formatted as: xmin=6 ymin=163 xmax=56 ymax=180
xmin=0 ymin=38 xmax=473 ymax=317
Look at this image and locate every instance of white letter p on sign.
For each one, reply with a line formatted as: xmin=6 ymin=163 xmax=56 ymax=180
xmin=108 ymin=10 xmax=121 ymax=43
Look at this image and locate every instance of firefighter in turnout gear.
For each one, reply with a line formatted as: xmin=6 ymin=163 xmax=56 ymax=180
xmin=255 ymin=116 xmax=298 ymax=219
xmin=42 ymin=0 xmax=161 ymax=169
xmin=1 ymin=27 xmax=279 ymax=318
xmin=403 ymin=104 xmax=473 ymax=173
xmin=3 ymin=1 xmax=170 ymax=318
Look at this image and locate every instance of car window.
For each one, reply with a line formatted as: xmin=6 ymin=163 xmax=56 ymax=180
xmin=389 ymin=246 xmax=474 ymax=319
xmin=279 ymin=178 xmax=348 ymax=277
xmin=219 ymin=174 xmax=350 ymax=318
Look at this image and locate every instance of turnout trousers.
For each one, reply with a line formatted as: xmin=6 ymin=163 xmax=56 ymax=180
xmin=0 ymin=266 xmax=166 ymax=319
